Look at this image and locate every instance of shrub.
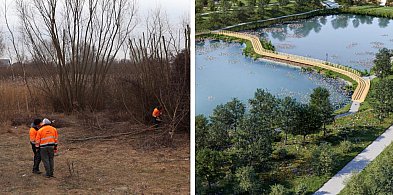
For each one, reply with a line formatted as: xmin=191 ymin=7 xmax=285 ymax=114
xmin=339 ymin=140 xmax=353 ymax=154
xmin=295 ymin=183 xmax=307 ymax=195
xmin=269 ymin=184 xmax=287 ymax=195
xmin=273 ymin=147 xmax=289 ymax=160
xmin=311 ymin=143 xmax=336 ymax=176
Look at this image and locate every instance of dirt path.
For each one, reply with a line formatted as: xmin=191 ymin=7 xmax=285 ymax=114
xmin=0 ymin=123 xmax=189 ymax=194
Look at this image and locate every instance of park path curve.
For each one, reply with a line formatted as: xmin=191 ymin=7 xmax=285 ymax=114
xmin=314 ymin=125 xmax=393 ymax=194
xmin=211 ymin=30 xmax=370 ymax=103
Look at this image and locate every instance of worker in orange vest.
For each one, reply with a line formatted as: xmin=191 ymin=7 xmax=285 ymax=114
xmin=29 ymin=118 xmax=42 ymax=174
xmin=36 ymin=118 xmax=58 ymax=178
xmin=152 ymin=106 xmax=163 ymax=127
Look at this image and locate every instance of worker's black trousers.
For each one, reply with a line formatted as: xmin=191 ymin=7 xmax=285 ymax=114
xmin=40 ymin=146 xmax=54 ymax=176
xmin=31 ymin=143 xmax=41 ymax=172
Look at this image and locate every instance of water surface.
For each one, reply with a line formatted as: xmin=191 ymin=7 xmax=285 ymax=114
xmin=196 ymin=40 xmax=351 ymax=116
xmin=258 ymin=14 xmax=393 ymax=71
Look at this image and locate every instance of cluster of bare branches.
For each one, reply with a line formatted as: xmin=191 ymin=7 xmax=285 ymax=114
xmin=123 ymin=17 xmax=190 ymax=134
xmin=2 ymin=0 xmax=190 ymax=136
xmin=13 ymin=0 xmax=137 ymax=112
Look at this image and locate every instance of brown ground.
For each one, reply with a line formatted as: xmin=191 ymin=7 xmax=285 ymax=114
xmin=0 ymin=114 xmax=190 ymax=194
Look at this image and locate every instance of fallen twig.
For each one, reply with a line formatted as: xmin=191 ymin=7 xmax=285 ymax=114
xmin=68 ymin=126 xmax=163 ymax=142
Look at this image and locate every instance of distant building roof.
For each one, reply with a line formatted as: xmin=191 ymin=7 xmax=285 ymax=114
xmin=322 ymin=1 xmax=340 ymax=9
xmin=0 ymin=59 xmax=11 ymax=67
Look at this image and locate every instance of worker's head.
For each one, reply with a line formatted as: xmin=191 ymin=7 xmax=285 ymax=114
xmin=157 ymin=106 xmax=162 ymax=110
xmin=33 ymin=119 xmax=42 ymax=126
xmin=41 ymin=118 xmax=52 ymax=126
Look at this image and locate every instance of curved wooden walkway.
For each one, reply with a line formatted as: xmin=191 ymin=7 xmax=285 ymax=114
xmin=212 ymin=30 xmax=370 ymax=103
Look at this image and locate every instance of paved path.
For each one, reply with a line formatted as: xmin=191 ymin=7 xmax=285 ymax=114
xmin=314 ymin=125 xmax=393 ymax=195
xmin=212 ymin=30 xmax=370 ymax=103
xmin=349 ymin=101 xmax=361 ymax=113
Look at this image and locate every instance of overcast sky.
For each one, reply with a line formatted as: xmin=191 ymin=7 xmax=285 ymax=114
xmin=0 ymin=0 xmax=191 ymax=58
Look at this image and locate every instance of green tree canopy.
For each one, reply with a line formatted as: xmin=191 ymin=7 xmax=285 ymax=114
xmin=370 ymin=78 xmax=393 ymax=121
xmin=373 ymin=48 xmax=393 ymax=78
xmin=310 ymin=87 xmax=334 ymax=136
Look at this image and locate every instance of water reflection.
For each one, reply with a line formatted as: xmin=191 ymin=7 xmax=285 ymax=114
xmin=259 ymin=14 xmax=393 ymax=70
xmin=378 ymin=18 xmax=390 ymax=28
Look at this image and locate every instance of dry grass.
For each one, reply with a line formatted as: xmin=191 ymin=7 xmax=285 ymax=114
xmin=0 ymin=114 xmax=190 ymax=194
xmin=0 ymin=78 xmax=49 ymax=124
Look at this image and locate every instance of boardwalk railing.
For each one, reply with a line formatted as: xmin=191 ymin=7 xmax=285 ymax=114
xmin=207 ymin=30 xmax=370 ymax=103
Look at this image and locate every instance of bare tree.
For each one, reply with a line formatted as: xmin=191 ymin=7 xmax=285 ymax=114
xmin=127 ymin=15 xmax=190 ymax=136
xmin=0 ymin=32 xmax=4 ymax=56
xmin=16 ymin=0 xmax=137 ymax=112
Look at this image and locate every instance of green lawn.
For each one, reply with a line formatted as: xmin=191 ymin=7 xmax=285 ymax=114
xmin=339 ymin=141 xmax=393 ymax=194
xmin=343 ymin=5 xmax=393 ymax=18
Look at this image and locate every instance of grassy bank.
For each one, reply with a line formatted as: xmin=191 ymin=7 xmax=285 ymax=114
xmin=342 ymin=5 xmax=393 ymax=18
xmin=196 ymin=3 xmax=323 ymax=31
xmin=339 ymin=141 xmax=393 ymax=194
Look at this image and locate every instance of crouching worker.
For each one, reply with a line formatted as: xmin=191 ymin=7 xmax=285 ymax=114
xmin=36 ymin=118 xmax=58 ymax=178
xmin=29 ymin=118 xmax=42 ymax=174
xmin=152 ymin=106 xmax=163 ymax=127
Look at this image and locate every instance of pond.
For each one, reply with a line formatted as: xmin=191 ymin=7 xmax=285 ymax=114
xmin=196 ymin=40 xmax=351 ymax=116
xmin=257 ymin=14 xmax=393 ymax=71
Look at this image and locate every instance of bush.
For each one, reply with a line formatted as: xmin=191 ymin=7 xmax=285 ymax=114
xmin=339 ymin=140 xmax=353 ymax=154
xmin=295 ymin=183 xmax=307 ymax=195
xmin=273 ymin=147 xmax=289 ymax=160
xmin=269 ymin=184 xmax=287 ymax=195
xmin=311 ymin=143 xmax=336 ymax=176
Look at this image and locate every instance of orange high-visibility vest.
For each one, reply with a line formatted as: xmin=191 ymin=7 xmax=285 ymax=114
xmin=36 ymin=125 xmax=58 ymax=148
xmin=29 ymin=127 xmax=38 ymax=144
xmin=152 ymin=108 xmax=161 ymax=118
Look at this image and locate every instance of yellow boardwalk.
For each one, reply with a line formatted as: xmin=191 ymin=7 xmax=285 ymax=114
xmin=212 ymin=31 xmax=370 ymax=103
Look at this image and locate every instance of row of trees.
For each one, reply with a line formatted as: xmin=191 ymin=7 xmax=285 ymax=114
xmin=2 ymin=0 xmax=190 ymax=133
xmin=196 ymin=0 xmax=321 ymax=13
xmin=196 ymin=0 xmax=322 ymax=30
xmin=196 ymin=87 xmax=335 ymax=194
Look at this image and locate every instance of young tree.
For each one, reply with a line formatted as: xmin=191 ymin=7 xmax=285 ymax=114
xmin=370 ymin=78 xmax=393 ymax=121
xmin=220 ymin=0 xmax=232 ymax=12
xmin=256 ymin=0 xmax=270 ymax=18
xmin=246 ymin=0 xmax=257 ymax=6
xmin=196 ymin=115 xmax=210 ymax=150
xmin=293 ymin=104 xmax=322 ymax=143
xmin=196 ymin=148 xmax=228 ymax=193
xmin=208 ymin=0 xmax=216 ymax=11
xmin=279 ymin=96 xmax=300 ymax=144
xmin=373 ymin=48 xmax=393 ymax=78
xmin=310 ymin=87 xmax=334 ymax=136
xmin=295 ymin=0 xmax=307 ymax=10
xmin=232 ymin=114 xmax=273 ymax=169
xmin=207 ymin=100 xmax=246 ymax=150
xmin=278 ymin=0 xmax=290 ymax=6
xmin=196 ymin=0 xmax=205 ymax=13
xmin=234 ymin=166 xmax=260 ymax=194
xmin=248 ymin=89 xmax=280 ymax=129
xmin=311 ymin=143 xmax=336 ymax=176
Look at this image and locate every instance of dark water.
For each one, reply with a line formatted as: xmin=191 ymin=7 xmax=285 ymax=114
xmin=196 ymin=40 xmax=351 ymax=116
xmin=257 ymin=14 xmax=393 ymax=71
